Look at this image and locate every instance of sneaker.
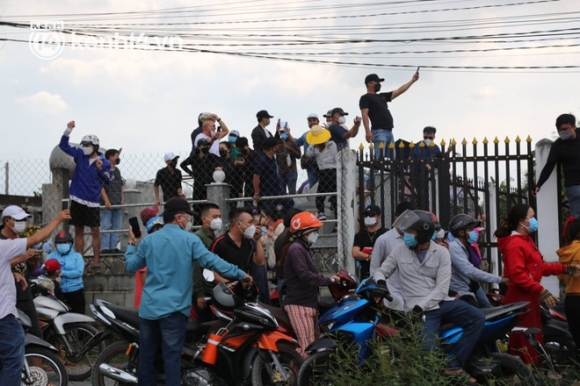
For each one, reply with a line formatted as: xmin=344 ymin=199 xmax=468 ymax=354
xmin=92 ymin=265 xmax=102 ymax=275
xmin=111 ymin=248 xmax=123 ymax=254
xmin=318 ymin=213 xmax=327 ymax=221
xmin=100 ymin=249 xmax=110 ymax=255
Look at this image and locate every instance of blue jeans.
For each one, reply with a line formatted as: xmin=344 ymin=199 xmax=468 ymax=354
xmin=0 ymin=314 xmax=25 ymax=386
xmin=280 ymin=169 xmax=298 ymax=195
xmin=139 ymin=313 xmax=187 ymax=386
xmin=422 ymin=300 xmax=485 ymax=368
xmin=372 ymin=128 xmax=395 ymax=160
xmin=100 ymin=208 xmax=122 ymax=250
xmin=306 ymin=167 xmax=319 ymax=188
xmin=566 ymin=185 xmax=580 ymax=218
xmin=475 ymin=286 xmax=492 ymax=308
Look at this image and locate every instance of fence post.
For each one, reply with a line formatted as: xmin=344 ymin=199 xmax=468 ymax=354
xmin=535 ymin=139 xmax=560 ymax=296
xmin=337 ymin=149 xmax=356 ymax=274
xmin=206 ymin=182 xmax=230 ymax=237
xmin=488 ymin=185 xmax=500 ymax=278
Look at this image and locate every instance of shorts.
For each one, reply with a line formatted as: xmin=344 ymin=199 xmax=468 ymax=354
xmin=70 ymin=200 xmax=100 ymax=227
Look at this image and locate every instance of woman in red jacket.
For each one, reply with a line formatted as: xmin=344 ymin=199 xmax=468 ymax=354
xmin=495 ymin=203 xmax=578 ymax=364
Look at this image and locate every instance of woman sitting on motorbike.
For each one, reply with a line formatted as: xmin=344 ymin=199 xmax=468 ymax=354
xmin=282 ymin=212 xmax=339 ymax=357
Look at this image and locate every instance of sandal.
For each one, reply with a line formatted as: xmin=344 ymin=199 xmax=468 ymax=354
xmin=444 ymin=368 xmax=477 ymax=385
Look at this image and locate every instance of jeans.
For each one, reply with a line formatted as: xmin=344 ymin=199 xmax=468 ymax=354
xmin=139 ymin=313 xmax=187 ymax=386
xmin=422 ymin=300 xmax=485 ymax=368
xmin=474 ymin=286 xmax=492 ymax=308
xmin=566 ymin=185 xmax=580 ymax=218
xmin=306 ymin=167 xmax=319 ymax=188
xmin=372 ymin=128 xmax=395 ymax=160
xmin=280 ymin=169 xmax=298 ymax=195
xmin=100 ymin=208 xmax=122 ymax=250
xmin=0 ymin=314 xmax=25 ymax=386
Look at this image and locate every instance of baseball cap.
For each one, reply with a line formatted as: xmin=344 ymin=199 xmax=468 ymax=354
xmin=307 ymin=113 xmax=319 ymax=120
xmin=262 ymin=137 xmax=280 ymax=150
xmin=364 ymin=205 xmax=381 ymax=217
xmin=229 ymin=130 xmax=240 ymax=137
xmin=1 ymin=205 xmax=30 ymax=220
xmin=163 ymin=152 xmax=179 ymax=162
xmin=164 ymin=197 xmax=195 ymax=216
xmin=331 ymin=107 xmax=348 ymax=116
xmin=197 ymin=138 xmax=211 ymax=147
xmin=236 ymin=137 xmax=249 ymax=148
xmin=323 ymin=109 xmax=333 ymax=118
xmin=44 ymin=259 xmax=61 ymax=274
xmin=257 ymin=110 xmax=274 ymax=120
xmin=365 ymin=73 xmax=384 ymax=84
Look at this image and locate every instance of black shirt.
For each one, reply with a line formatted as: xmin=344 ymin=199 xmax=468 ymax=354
xmin=101 ymin=167 xmax=123 ymax=205
xmin=359 ymin=92 xmax=394 ymax=130
xmin=211 ymin=233 xmax=255 ymax=273
xmin=180 ymin=153 xmax=223 ymax=200
xmin=255 ymin=152 xmax=284 ymax=196
xmin=537 ymin=128 xmax=580 ymax=188
xmin=353 ymin=227 xmax=388 ymax=278
xmin=154 ymin=167 xmax=182 ymax=202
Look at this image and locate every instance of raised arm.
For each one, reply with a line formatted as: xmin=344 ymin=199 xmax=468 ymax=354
xmin=391 ymin=72 xmax=419 ymax=100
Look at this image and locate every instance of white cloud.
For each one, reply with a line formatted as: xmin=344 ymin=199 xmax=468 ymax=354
xmin=15 ymin=91 xmax=68 ymax=114
xmin=471 ymin=86 xmax=501 ymax=100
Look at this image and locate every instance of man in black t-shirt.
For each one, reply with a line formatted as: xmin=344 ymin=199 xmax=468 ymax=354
xmin=154 ymin=152 xmax=184 ymax=205
xmin=352 ymin=204 xmax=387 ymax=279
xmin=359 ymin=72 xmax=419 ymax=159
xmin=536 ymin=113 xmax=580 ymax=217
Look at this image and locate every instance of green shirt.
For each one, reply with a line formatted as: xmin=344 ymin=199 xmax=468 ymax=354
xmin=193 ymin=227 xmax=216 ymax=298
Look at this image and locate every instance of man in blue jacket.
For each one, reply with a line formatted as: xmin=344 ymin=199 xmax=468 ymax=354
xmin=59 ymin=120 xmax=113 ymax=274
xmin=125 ymin=197 xmax=252 ymax=386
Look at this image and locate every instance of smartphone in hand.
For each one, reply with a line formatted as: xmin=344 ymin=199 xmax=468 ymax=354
xmin=129 ymin=217 xmax=142 ymax=238
xmin=61 ymin=200 xmax=69 ymax=210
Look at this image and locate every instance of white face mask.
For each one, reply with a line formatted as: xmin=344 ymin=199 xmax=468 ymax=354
xmin=210 ymin=218 xmax=222 ymax=231
xmin=307 ymin=231 xmax=319 ymax=245
xmin=424 ymin=139 xmax=432 ymax=147
xmin=11 ymin=221 xmax=26 ymax=235
xmin=364 ymin=216 xmax=377 ymax=226
xmin=82 ymin=146 xmax=93 ymax=156
xmin=436 ymin=229 xmax=445 ymax=240
xmin=183 ymin=222 xmax=193 ymax=232
xmin=242 ymin=224 xmax=256 ymax=239
xmin=338 ymin=116 xmax=346 ymax=125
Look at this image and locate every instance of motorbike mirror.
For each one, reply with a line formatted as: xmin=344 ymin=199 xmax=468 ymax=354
xmin=203 ymin=269 xmax=216 ymax=282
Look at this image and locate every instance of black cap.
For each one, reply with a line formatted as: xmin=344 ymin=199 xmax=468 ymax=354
xmin=331 ymin=107 xmax=348 ymax=116
xmin=197 ymin=137 xmax=210 ymax=147
xmin=236 ymin=137 xmax=249 ymax=148
xmin=365 ymin=73 xmax=384 ymax=84
xmin=257 ymin=110 xmax=274 ymax=120
xmin=364 ymin=204 xmax=381 ymax=217
xmin=323 ymin=109 xmax=333 ymax=118
xmin=164 ymin=197 xmax=195 ymax=216
xmin=262 ymin=137 xmax=279 ymax=150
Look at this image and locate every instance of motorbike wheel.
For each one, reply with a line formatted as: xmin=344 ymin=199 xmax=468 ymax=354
xmin=251 ymin=342 xmax=303 ymax=386
xmin=487 ymin=353 xmax=537 ymax=386
xmin=91 ymin=340 xmax=137 ymax=386
xmin=58 ymin=323 xmax=103 ymax=381
xmin=544 ymin=334 xmax=575 ymax=368
xmin=23 ymin=346 xmax=69 ymax=386
xmin=296 ymin=350 xmax=336 ymax=386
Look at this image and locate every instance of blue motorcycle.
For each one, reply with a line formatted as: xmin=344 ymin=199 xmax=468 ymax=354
xmin=298 ymin=278 xmax=537 ymax=385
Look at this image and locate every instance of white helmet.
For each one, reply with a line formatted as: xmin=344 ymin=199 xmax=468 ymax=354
xmin=80 ymin=135 xmax=100 ymax=147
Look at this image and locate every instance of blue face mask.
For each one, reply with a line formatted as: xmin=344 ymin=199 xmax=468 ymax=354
xmin=228 ymin=136 xmax=237 ymax=143
xmin=525 ymin=218 xmax=538 ymax=233
xmin=404 ymin=232 xmax=418 ymax=248
xmin=56 ymin=243 xmax=72 ymax=255
xmin=467 ymin=230 xmax=479 ymax=244
xmin=431 ymin=231 xmax=437 ymax=241
xmin=281 ymin=133 xmax=288 ymax=141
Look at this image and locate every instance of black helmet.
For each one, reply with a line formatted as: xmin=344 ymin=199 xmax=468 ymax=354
xmin=449 ymin=214 xmax=480 ymax=237
xmin=55 ymin=230 xmax=73 ymax=244
xmin=394 ymin=210 xmax=435 ymax=245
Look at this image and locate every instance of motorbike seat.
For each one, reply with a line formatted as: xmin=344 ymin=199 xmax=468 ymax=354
xmin=259 ymin=302 xmax=293 ymax=332
xmin=107 ymin=304 xmax=141 ymax=328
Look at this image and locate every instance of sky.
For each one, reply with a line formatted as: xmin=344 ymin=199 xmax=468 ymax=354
xmin=0 ymin=0 xmax=579 ymax=195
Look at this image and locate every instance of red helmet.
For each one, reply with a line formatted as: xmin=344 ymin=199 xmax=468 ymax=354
xmin=290 ymin=212 xmax=323 ymax=235
xmin=140 ymin=206 xmax=159 ymax=225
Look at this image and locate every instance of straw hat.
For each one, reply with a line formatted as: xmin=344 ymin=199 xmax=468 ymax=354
xmin=306 ymin=125 xmax=332 ymax=145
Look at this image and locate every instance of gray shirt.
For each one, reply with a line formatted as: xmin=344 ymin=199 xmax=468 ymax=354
xmin=371 ymin=227 xmax=404 ymax=310
xmin=448 ymin=239 xmax=501 ymax=298
xmin=373 ymin=242 xmax=454 ymax=312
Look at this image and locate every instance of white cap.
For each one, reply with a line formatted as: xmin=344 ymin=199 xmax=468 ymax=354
xmin=1 ymin=205 xmax=30 ymax=220
xmin=163 ymin=152 xmax=179 ymax=162
xmin=307 ymin=113 xmax=319 ymax=120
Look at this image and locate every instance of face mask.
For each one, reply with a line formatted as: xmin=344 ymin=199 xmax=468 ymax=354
xmin=200 ymin=147 xmax=210 ymax=154
xmin=243 ymin=148 xmax=250 ymax=154
xmin=242 ymin=224 xmax=256 ymax=239
xmin=281 ymin=133 xmax=288 ymax=141
xmin=228 ymin=136 xmax=237 ymax=143
xmin=404 ymin=232 xmax=418 ymax=248
xmin=170 ymin=160 xmax=178 ymax=168
xmin=467 ymin=230 xmax=479 ymax=244
xmin=82 ymin=146 xmax=93 ymax=156
xmin=183 ymin=222 xmax=193 ymax=232
xmin=11 ymin=221 xmax=26 ymax=235
xmin=424 ymin=139 xmax=432 ymax=147
xmin=265 ymin=119 xmax=270 ymax=126
xmin=209 ymin=218 xmax=222 ymax=231
xmin=559 ymin=131 xmax=573 ymax=140
xmin=523 ymin=218 xmax=538 ymax=233
xmin=338 ymin=116 xmax=347 ymax=125
xmin=436 ymin=229 xmax=445 ymax=240
xmin=219 ymin=149 xmax=227 ymax=158
xmin=115 ymin=158 xmax=121 ymax=165
xmin=431 ymin=231 xmax=437 ymax=241
xmin=364 ymin=216 xmax=377 ymax=226
xmin=307 ymin=231 xmax=319 ymax=245
xmin=56 ymin=243 xmax=72 ymax=255
xmin=374 ymin=83 xmax=381 ymax=92
xmin=210 ymin=130 xmax=216 ymax=137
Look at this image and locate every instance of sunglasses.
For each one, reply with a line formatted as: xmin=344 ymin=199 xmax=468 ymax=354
xmin=423 ymin=136 xmax=434 ymax=140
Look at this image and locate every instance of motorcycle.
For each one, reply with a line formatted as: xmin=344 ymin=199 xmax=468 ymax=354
xmin=298 ymin=278 xmax=537 ymax=386
xmin=31 ymin=276 xmax=105 ymax=381
xmin=91 ymin=278 xmax=303 ymax=386
xmin=540 ymin=301 xmax=576 ymax=367
xmin=17 ymin=308 xmax=69 ymax=386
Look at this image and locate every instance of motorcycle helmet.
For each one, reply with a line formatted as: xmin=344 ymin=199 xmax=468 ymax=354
xmin=449 ymin=214 xmax=480 ymax=237
xmin=212 ymin=282 xmax=244 ymax=310
xmin=290 ymin=212 xmax=323 ymax=236
xmin=140 ymin=206 xmax=159 ymax=226
xmin=80 ymin=134 xmax=100 ymax=147
xmin=393 ymin=209 xmax=435 ymax=245
xmin=55 ymin=230 xmax=73 ymax=244
xmin=146 ymin=216 xmax=164 ymax=234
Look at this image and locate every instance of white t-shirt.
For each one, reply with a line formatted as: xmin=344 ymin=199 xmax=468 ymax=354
xmin=0 ymin=238 xmax=27 ymax=318
xmin=194 ymin=134 xmax=220 ymax=157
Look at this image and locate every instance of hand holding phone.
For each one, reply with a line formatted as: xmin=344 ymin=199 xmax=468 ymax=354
xmin=129 ymin=217 xmax=142 ymax=239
